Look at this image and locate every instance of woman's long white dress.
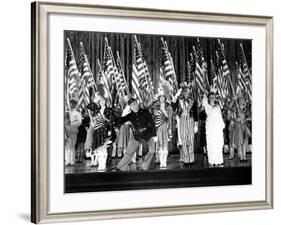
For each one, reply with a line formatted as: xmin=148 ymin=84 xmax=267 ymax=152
xmin=202 ymin=96 xmax=225 ymax=165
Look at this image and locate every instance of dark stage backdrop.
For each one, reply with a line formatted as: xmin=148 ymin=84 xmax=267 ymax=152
xmin=64 ymin=31 xmax=252 ymax=153
xmin=64 ymin=31 xmax=252 ymax=92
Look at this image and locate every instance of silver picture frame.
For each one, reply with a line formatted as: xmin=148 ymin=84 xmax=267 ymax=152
xmin=31 ymin=1 xmax=273 ymax=223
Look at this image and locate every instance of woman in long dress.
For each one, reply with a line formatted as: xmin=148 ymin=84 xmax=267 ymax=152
xmin=202 ymin=92 xmax=225 ymax=166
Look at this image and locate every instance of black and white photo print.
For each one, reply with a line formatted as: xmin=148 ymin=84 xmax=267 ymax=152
xmin=64 ymin=30 xmax=252 ymax=192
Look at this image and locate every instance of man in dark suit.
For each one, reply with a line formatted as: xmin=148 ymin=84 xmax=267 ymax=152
xmin=113 ymin=98 xmax=158 ymax=171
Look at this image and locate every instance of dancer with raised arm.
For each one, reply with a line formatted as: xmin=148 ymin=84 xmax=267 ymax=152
xmin=171 ymin=83 xmax=198 ymax=165
xmin=112 ymin=98 xmax=157 ymax=171
xmin=202 ymin=92 xmax=225 ymax=166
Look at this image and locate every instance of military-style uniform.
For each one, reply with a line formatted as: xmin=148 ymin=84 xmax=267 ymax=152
xmin=116 ymin=108 xmax=156 ymax=171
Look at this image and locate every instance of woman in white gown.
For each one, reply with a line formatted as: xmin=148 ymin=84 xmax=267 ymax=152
xmin=202 ymin=92 xmax=225 ymax=166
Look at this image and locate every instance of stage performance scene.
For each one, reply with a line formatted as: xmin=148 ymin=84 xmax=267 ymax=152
xmin=64 ymin=31 xmax=252 ymax=192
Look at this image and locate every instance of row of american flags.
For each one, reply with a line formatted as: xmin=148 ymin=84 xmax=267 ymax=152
xmin=65 ymin=35 xmax=252 ymax=112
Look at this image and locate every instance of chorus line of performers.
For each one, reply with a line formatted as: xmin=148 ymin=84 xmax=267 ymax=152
xmin=65 ymin=84 xmax=251 ymax=172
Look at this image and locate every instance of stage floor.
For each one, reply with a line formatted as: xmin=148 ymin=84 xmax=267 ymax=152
xmin=65 ymin=153 xmax=251 ymax=174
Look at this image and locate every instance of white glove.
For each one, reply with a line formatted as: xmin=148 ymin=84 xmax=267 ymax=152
xmin=193 ymin=126 xmax=198 ymax=134
xmin=153 ymin=136 xmax=158 ymax=142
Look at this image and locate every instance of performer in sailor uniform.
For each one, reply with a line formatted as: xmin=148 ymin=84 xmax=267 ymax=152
xmin=153 ymin=92 xmax=172 ymax=168
xmin=171 ymin=83 xmax=198 ymax=165
xmin=87 ymin=95 xmax=116 ymax=171
xmin=112 ymin=98 xmax=158 ymax=171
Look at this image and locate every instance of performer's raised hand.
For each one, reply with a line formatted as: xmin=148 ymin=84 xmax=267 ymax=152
xmin=172 ymin=88 xmax=182 ymax=102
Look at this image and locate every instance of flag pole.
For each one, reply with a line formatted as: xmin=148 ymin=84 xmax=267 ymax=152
xmin=240 ymin=43 xmax=252 ymax=77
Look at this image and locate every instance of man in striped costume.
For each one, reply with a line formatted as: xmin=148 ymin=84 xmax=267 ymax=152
xmin=171 ymin=85 xmax=198 ymax=165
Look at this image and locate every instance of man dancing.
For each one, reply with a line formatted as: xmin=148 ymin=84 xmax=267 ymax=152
xmin=112 ymin=98 xmax=158 ymax=171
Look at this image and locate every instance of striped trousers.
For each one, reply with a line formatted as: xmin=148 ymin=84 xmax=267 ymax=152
xmin=179 ymin=115 xmax=195 ymax=163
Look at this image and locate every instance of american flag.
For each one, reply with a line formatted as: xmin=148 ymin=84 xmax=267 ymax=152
xmin=240 ymin=43 xmax=252 ymax=100
xmin=160 ymin=38 xmax=178 ymax=96
xmin=77 ymin=80 xmax=90 ymax=110
xmin=237 ymin=66 xmax=247 ymax=95
xmin=65 ymin=38 xmax=80 ymax=99
xmin=132 ymin=58 xmax=142 ymax=103
xmin=215 ymin=49 xmax=229 ymax=99
xmin=77 ymin=42 xmax=95 ymax=110
xmin=138 ymin=42 xmax=154 ymax=98
xmin=103 ymin=38 xmax=118 ymax=91
xmin=97 ymin=59 xmax=112 ymax=104
xmin=137 ymin=40 xmax=154 ymax=103
xmin=192 ymin=45 xmax=205 ymax=94
xmin=239 ymin=59 xmax=251 ymax=100
xmin=131 ymin=41 xmax=142 ymax=103
xmin=217 ymin=39 xmax=231 ymax=97
xmin=143 ymin=57 xmax=154 ymax=98
xmin=78 ymin=42 xmax=96 ymax=91
xmin=214 ymin=53 xmax=227 ymax=102
xmin=115 ymin=51 xmax=128 ymax=108
xmin=132 ymin=36 xmax=152 ymax=105
xmin=195 ymin=60 xmax=205 ymax=94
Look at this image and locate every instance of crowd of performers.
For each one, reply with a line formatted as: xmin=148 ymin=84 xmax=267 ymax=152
xmin=65 ymin=82 xmax=252 ymax=172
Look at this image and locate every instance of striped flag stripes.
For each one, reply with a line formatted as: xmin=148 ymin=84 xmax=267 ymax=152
xmin=132 ymin=35 xmax=153 ymax=105
xmin=160 ymin=38 xmax=178 ymax=96
xmin=115 ymin=51 xmax=129 ymax=109
xmin=216 ymin=39 xmax=232 ymax=99
xmin=131 ymin=38 xmax=143 ymax=103
xmin=103 ymin=38 xmax=118 ymax=91
xmin=237 ymin=67 xmax=248 ymax=95
xmin=77 ymin=42 xmax=96 ymax=110
xmin=138 ymin=41 xmax=154 ymax=103
xmin=132 ymin=61 xmax=142 ymax=103
xmin=97 ymin=59 xmax=112 ymax=104
xmin=78 ymin=80 xmax=90 ymax=111
xmin=192 ymin=45 xmax=205 ymax=95
xmin=65 ymin=38 xmax=80 ymax=98
xmin=240 ymin=43 xmax=252 ymax=100
xmin=195 ymin=61 xmax=205 ymax=94
xmin=217 ymin=39 xmax=231 ymax=79
xmin=78 ymin=42 xmax=97 ymax=91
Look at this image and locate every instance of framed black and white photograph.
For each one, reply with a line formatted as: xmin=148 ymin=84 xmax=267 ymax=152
xmin=31 ymin=1 xmax=273 ymax=223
